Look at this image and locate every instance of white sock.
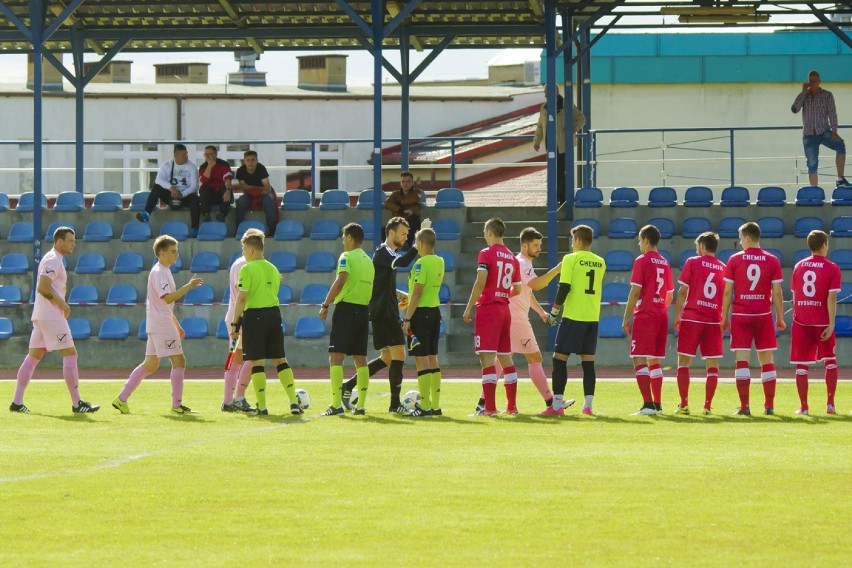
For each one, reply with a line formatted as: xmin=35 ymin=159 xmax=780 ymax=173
xmin=553 ymin=394 xmax=563 ymax=411
xmin=584 ymin=395 xmax=593 ymax=409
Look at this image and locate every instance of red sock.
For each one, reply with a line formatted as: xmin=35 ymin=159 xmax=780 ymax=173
xmin=761 ymin=363 xmax=777 ymax=409
xmin=676 ymin=366 xmax=690 ymax=407
xmin=482 ymin=366 xmax=498 ymax=413
xmin=634 ymin=365 xmax=652 ymax=403
xmin=649 ymin=364 xmax=663 ymax=405
xmin=825 ymin=359 xmax=838 ymax=407
xmin=503 ymin=365 xmax=518 ymax=410
xmin=795 ymin=365 xmax=809 ymax=410
xmin=705 ymin=367 xmax=718 ymax=409
xmin=735 ymin=361 xmax=750 ymax=409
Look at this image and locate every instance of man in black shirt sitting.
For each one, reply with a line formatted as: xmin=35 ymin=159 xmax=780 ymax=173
xmin=232 ymin=150 xmax=277 ymax=236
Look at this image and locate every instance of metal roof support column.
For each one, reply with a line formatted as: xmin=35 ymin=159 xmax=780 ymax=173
xmin=545 ymin=0 xmax=559 ymax=290
xmin=808 ymin=4 xmax=852 ymax=49
xmin=561 ymin=10 xmax=575 ymax=221
xmin=400 ymin=27 xmax=411 ymax=173
xmin=371 ymin=0 xmax=384 ymax=249
xmin=580 ymin=26 xmax=592 ymax=189
xmin=29 ymin=0 xmax=46 ymax=291
xmin=71 ymin=30 xmax=84 ymax=194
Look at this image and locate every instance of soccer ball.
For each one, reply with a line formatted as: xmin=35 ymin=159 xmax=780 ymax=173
xmin=402 ymin=390 xmax=421 ymax=409
xmin=296 ymin=388 xmax=311 ymax=410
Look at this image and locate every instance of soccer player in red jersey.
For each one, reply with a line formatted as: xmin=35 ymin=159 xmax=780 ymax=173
xmin=623 ymin=225 xmax=674 ymax=415
xmin=721 ymin=222 xmax=785 ymax=416
xmin=463 ymin=218 xmax=522 ymax=416
xmin=673 ymin=232 xmax=726 ymax=415
xmin=790 ymin=230 xmax=841 ymax=415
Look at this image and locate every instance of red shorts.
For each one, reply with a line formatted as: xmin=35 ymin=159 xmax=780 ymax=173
xmin=730 ymin=313 xmax=776 ymax=351
xmin=677 ymin=320 xmax=723 ymax=359
xmin=630 ymin=311 xmax=668 ymax=359
xmin=790 ymin=320 xmax=836 ymax=364
xmin=474 ymin=303 xmax=512 ymax=354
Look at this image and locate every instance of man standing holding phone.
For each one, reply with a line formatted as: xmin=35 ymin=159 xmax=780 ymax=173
xmin=791 ymin=70 xmax=847 ymax=188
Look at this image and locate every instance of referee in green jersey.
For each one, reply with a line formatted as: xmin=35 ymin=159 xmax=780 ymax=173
xmin=402 ymin=228 xmax=445 ymax=417
xmin=230 ymin=231 xmax=302 ymax=416
xmin=319 ymin=223 xmax=376 ymax=416
xmin=546 ymin=224 xmax=606 ymax=416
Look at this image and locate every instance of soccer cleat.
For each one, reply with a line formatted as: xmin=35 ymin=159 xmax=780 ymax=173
xmin=795 ymin=408 xmax=809 ymax=416
xmin=631 ymin=406 xmax=659 ymax=416
xmin=221 ymin=402 xmax=239 ymax=413
xmin=388 ymin=404 xmax=408 ymax=414
xmin=341 ymin=390 xmax=353 ymax=410
xmin=112 ymin=397 xmax=130 ymax=414
xmin=232 ymin=398 xmax=254 ymax=413
xmin=474 ymin=398 xmax=486 ymax=414
xmin=432 ymin=408 xmax=443 ymax=416
xmin=9 ymin=402 xmax=30 ymax=413
xmin=505 ymin=406 xmax=519 ymax=416
xmin=827 ymin=404 xmax=836 ymax=415
xmin=702 ymin=407 xmax=712 ymax=415
xmin=72 ymin=400 xmax=100 ymax=413
xmin=171 ymin=405 xmax=194 ymax=415
xmin=322 ymin=405 xmax=345 ymax=416
xmin=136 ymin=211 xmax=149 ymax=223
xmin=837 ymin=177 xmax=850 ymax=188
xmin=538 ymin=406 xmax=564 ymax=416
xmin=764 ymin=407 xmax=774 ymax=416
xmin=733 ymin=407 xmax=751 ymax=416
xmin=408 ymin=407 xmax=432 ymax=417
xmin=674 ymin=405 xmax=690 ymax=415
xmin=351 ymin=408 xmax=366 ymax=416
xmin=252 ymin=408 xmax=269 ymax=416
xmin=470 ymin=408 xmax=498 ymax=417
xmin=654 ymin=403 xmax=663 ymax=415
xmin=581 ymin=407 xmax=593 ymax=416
xmin=290 ymin=403 xmax=304 ymax=415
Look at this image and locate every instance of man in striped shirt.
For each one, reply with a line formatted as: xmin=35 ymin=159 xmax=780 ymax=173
xmin=791 ymin=70 xmax=847 ymax=188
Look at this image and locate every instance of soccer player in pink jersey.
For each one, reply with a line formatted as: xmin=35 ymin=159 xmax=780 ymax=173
xmin=673 ymin=232 xmax=726 ymax=415
xmin=111 ymin=236 xmax=203 ymax=415
xmin=790 ymin=230 xmax=841 ymax=415
xmin=721 ymin=221 xmax=786 ymax=416
xmin=623 ymin=224 xmax=674 ymax=416
xmin=463 ymin=218 xmax=522 ymax=416
xmin=10 ymin=227 xmax=99 ymax=413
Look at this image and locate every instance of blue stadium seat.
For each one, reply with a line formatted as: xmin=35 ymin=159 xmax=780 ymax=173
xmin=830 ymin=217 xmax=852 ymax=237
xmin=608 ymin=218 xmax=638 ymax=239
xmin=598 ymin=315 xmax=626 ymax=338
xmin=573 ymin=219 xmax=601 ymax=239
xmin=835 ymin=315 xmax=852 ymax=337
xmin=216 ymin=319 xmax=229 ymax=339
xmin=717 ymin=217 xmax=746 ymax=238
xmin=796 ymin=186 xmax=825 ymax=206
xmin=294 ymin=316 xmax=325 ymax=338
xmin=182 ymin=285 xmax=215 ymax=305
xmin=765 ymin=249 xmax=784 ymax=266
xmin=356 ymin=189 xmax=376 ymax=210
xmin=437 ymin=250 xmax=456 ymax=273
xmin=604 ymin=249 xmax=633 ymax=271
xmin=433 ymin=219 xmax=461 ymax=240
xmin=53 ymin=191 xmax=84 ymax=212
xmin=160 ymin=221 xmax=189 ymax=241
xmin=305 ymin=251 xmax=337 ymax=273
xmin=829 ymin=249 xmax=852 ymax=269
xmin=138 ymin=319 xmax=147 ymax=340
xmin=574 ymin=187 xmax=603 ymax=208
xmin=113 ymin=252 xmax=144 ymax=274
xmin=792 ymin=249 xmax=811 ymax=265
xmin=99 ymin=318 xmax=130 ymax=340
xmin=601 ymin=282 xmax=630 ymax=303
xmin=229 ymin=251 xmax=242 ymax=268
xmin=718 ymin=249 xmax=737 ymax=264
xmin=44 ymin=221 xmax=76 ymax=241
xmin=681 ymin=217 xmax=712 ymax=238
xmin=8 ymin=222 xmax=34 ymax=243
xmin=679 ymin=250 xmax=695 ymax=269
xmin=236 ymin=220 xmax=265 ymax=240
xmin=281 ymin=189 xmax=312 ymax=210
xmin=435 ymin=188 xmax=464 ymax=208
xmin=832 ymin=186 xmax=852 ymax=206
xmin=189 ymin=252 xmax=220 ymax=273
xmin=756 ymin=186 xmax=786 ymax=207
xmin=0 ymin=192 xmax=9 ymax=212
xmin=269 ymin=251 xmax=298 ymax=273
xmin=67 ymin=317 xmax=91 ymax=340
xmin=0 ymin=285 xmax=22 ymax=305
xmin=0 ymin=253 xmax=29 ymax=274
xmin=16 ymin=192 xmax=46 ymax=211
xmin=839 ymin=282 xmax=852 ymax=304
xmin=720 ymin=186 xmax=750 ymax=207
xmin=278 ymin=284 xmax=293 ymax=304
xmin=274 ymin=220 xmax=305 ymax=241
xmin=647 ymin=217 xmax=674 ymax=239
xmin=197 ymin=221 xmax=227 ymax=241
xmin=74 ymin=252 xmax=106 ymax=274
xmin=757 ymin=216 xmax=785 ymax=238
xmin=794 ymin=217 xmax=824 ymax=238
xmin=683 ymin=186 xmax=713 ymax=207
xmin=82 ymin=221 xmax=114 ymax=242
xmin=319 ymin=189 xmax=349 ymax=210
xmin=439 ymin=283 xmax=451 ymax=304
xmin=129 ymin=191 xmax=150 ymax=211
xmin=359 ymin=219 xmax=375 ymax=238
xmin=105 ymin=284 xmax=138 ymax=306
xmin=0 ymin=317 xmax=13 ymax=339
xmin=68 ymin=285 xmax=98 ymax=306
xmin=648 ymin=186 xmax=677 ymax=208
xmin=121 ymin=221 xmax=152 ymax=242
xmin=300 ymin=284 xmax=330 ymax=304
xmin=658 ymin=250 xmax=673 ymax=266
xmin=91 ymin=191 xmax=122 ymax=212
xmin=610 ymin=187 xmax=638 ymax=207
xmin=180 ymin=317 xmax=208 ymax=339
xmin=310 ymin=219 xmax=342 ymax=240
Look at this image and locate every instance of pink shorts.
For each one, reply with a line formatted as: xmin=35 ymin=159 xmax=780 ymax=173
xmin=475 ymin=303 xmax=512 ymax=354
xmin=790 ymin=321 xmax=836 ymax=364
xmin=630 ymin=311 xmax=668 ymax=359
xmin=145 ymin=333 xmax=184 ymax=358
xmin=29 ymin=319 xmax=75 ymax=352
xmin=677 ymin=320 xmax=723 ymax=359
xmin=510 ymin=314 xmax=540 ymax=355
xmin=730 ymin=313 xmax=776 ymax=351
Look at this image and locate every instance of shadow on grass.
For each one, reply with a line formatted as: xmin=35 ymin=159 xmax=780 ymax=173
xmin=163 ymin=413 xmax=213 ymax=423
xmin=39 ymin=413 xmax=102 ymax=423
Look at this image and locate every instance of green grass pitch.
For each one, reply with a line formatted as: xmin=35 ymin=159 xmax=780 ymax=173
xmin=0 ymin=378 xmax=849 ymax=566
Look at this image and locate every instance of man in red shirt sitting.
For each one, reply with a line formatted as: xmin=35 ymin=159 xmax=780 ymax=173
xmin=199 ymin=145 xmax=234 ymax=223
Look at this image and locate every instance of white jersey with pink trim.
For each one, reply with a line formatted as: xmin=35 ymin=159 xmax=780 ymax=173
xmin=31 ymin=248 xmax=67 ymax=322
xmin=509 ymin=253 xmax=536 ymax=318
xmin=225 ymin=255 xmax=247 ymax=323
xmin=146 ymin=262 xmax=178 ymax=335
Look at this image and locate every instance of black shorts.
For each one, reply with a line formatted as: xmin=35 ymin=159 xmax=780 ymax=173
xmin=554 ymin=317 xmax=598 ymax=356
xmin=241 ymin=306 xmax=286 ymax=361
xmin=409 ymin=307 xmax=441 ymax=357
xmin=372 ymin=316 xmax=406 ymax=350
xmin=329 ymin=301 xmax=369 ymax=356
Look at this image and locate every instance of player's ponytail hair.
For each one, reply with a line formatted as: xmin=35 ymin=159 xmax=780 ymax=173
xmin=484 ymin=217 xmax=506 ymax=238
xmin=807 ymin=230 xmax=828 ymax=252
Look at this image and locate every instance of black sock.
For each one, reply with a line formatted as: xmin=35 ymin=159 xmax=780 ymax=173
xmin=582 ymin=360 xmax=596 ymax=397
xmin=344 ymin=357 xmax=387 ymax=392
xmin=552 ymin=357 xmax=568 ymax=396
xmin=388 ymin=360 xmax=404 ymax=406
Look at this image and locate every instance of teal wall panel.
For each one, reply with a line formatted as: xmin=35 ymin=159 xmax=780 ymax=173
xmin=749 ymin=32 xmax=841 ymax=55
xmin=793 ymin=55 xmax=852 ymax=82
xmin=704 ymin=55 xmax=793 ymax=82
xmin=613 ymin=56 xmax=703 ymax=83
xmin=660 ymin=34 xmax=747 ymax=56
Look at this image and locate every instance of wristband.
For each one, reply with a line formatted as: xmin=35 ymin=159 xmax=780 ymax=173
xmin=550 ymin=307 xmax=560 ymax=317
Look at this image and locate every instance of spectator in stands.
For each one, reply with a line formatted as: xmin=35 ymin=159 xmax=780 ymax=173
xmin=199 ymin=145 xmax=234 ymax=223
xmin=383 ymin=171 xmax=422 ymax=248
xmin=533 ymin=88 xmax=586 ymax=205
xmin=136 ymin=143 xmax=201 ymax=237
xmin=791 ymin=70 xmax=847 ymax=188
xmin=232 ymin=150 xmax=277 ymax=236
